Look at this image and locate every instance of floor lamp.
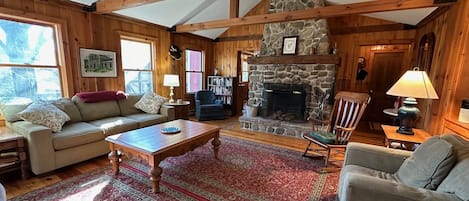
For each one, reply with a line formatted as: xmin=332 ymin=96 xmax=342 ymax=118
xmin=163 ymin=74 xmax=180 ymax=103
xmin=386 ymin=69 xmax=438 ymax=135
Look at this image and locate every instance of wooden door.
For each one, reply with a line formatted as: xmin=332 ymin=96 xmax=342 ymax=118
xmin=365 ymin=52 xmax=404 ymax=123
xmin=236 ymin=51 xmax=250 ymax=115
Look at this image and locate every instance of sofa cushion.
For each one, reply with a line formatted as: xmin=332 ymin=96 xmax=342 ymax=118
xmin=395 ymin=136 xmax=456 ymax=190
xmin=437 ymin=159 xmax=469 ymax=201
xmin=304 ymin=131 xmax=336 ymax=145
xmin=53 ymin=122 xmax=104 ymax=150
xmin=52 ymin=98 xmax=82 ymax=123
xmin=441 ymin=134 xmax=469 ymax=162
xmin=88 ymin=117 xmax=138 ymax=136
xmin=134 ymin=92 xmax=167 ymax=114
xmin=125 ymin=113 xmax=168 ymax=128
xmin=118 ymin=95 xmax=143 ymax=116
xmin=0 ymin=98 xmax=32 ymax=122
xmin=72 ymin=96 xmax=121 ymax=122
xmin=17 ymin=102 xmax=70 ymax=132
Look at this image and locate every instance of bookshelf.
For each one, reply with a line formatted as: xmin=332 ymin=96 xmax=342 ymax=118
xmin=207 ymin=76 xmax=237 ymax=116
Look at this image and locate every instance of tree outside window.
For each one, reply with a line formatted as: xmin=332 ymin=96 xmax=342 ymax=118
xmin=0 ymin=18 xmax=62 ymax=102
xmin=185 ymin=50 xmax=203 ymax=93
xmin=120 ymin=37 xmax=154 ymax=95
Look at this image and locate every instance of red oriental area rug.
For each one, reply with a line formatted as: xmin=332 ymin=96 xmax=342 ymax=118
xmin=11 ymin=136 xmax=338 ymax=201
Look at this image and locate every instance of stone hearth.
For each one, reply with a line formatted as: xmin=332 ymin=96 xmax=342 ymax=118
xmin=239 ymin=0 xmax=336 ymax=139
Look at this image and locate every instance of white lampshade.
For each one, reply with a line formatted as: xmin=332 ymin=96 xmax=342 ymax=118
xmin=163 ymin=74 xmax=180 ymax=87
xmin=386 ymin=70 xmax=438 ymax=99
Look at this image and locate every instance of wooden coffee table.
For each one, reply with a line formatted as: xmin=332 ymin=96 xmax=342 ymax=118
xmin=381 ymin=125 xmax=431 ymax=151
xmin=105 ymin=119 xmax=221 ymax=193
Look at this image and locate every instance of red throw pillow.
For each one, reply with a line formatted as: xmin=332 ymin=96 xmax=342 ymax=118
xmin=76 ymin=91 xmax=126 ymax=103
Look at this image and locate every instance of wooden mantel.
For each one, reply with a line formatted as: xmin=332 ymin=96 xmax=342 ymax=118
xmin=247 ymin=55 xmax=340 ymax=65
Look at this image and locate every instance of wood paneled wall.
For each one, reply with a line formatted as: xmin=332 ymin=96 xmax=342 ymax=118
xmin=0 ymin=0 xmax=172 ymax=97
xmin=213 ymin=0 xmax=268 ymax=77
xmin=329 ymin=15 xmax=416 ymax=93
xmin=412 ymin=0 xmax=469 ymax=137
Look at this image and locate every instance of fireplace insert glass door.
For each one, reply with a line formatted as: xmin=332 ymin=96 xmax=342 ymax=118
xmin=261 ymin=83 xmax=307 ymax=122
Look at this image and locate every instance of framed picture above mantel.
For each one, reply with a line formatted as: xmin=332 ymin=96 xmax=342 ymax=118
xmin=80 ymin=48 xmax=117 ymax=77
xmin=282 ymin=36 xmax=298 ymax=55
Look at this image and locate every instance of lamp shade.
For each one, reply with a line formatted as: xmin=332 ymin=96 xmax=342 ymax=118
xmin=163 ymin=74 xmax=180 ymax=87
xmin=386 ymin=70 xmax=438 ymax=99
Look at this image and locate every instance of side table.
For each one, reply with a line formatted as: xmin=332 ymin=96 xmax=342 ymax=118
xmin=381 ymin=125 xmax=431 ymax=151
xmin=0 ymin=127 xmax=27 ymax=179
xmin=164 ymin=101 xmax=191 ymax=120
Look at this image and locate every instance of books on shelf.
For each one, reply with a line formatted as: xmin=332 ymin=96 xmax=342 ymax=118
xmin=207 ymin=76 xmax=234 ymax=105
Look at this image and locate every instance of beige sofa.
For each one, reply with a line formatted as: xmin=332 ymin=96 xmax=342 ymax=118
xmin=338 ymin=134 xmax=469 ymax=201
xmin=2 ymin=95 xmax=175 ymax=175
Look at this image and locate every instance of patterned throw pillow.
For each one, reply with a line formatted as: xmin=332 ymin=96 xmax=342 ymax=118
xmin=134 ymin=92 xmax=168 ymax=114
xmin=17 ymin=102 xmax=71 ymax=132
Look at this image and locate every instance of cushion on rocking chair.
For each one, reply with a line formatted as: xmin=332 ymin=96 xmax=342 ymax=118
xmin=304 ymin=131 xmax=336 ymax=145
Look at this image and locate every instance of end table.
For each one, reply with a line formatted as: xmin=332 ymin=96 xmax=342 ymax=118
xmin=0 ymin=127 xmax=28 ymax=179
xmin=164 ymin=101 xmax=191 ymax=120
xmin=381 ymin=125 xmax=431 ymax=151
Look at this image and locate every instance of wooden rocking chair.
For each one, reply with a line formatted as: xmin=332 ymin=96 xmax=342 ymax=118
xmin=302 ymin=91 xmax=371 ymax=166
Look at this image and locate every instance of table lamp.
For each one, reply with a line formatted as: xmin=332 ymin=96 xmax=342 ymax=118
xmin=386 ymin=69 xmax=438 ymax=135
xmin=163 ymin=74 xmax=180 ymax=103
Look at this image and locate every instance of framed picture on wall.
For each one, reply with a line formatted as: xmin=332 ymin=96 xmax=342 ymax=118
xmin=80 ymin=48 xmax=117 ymax=77
xmin=282 ymin=36 xmax=298 ymax=55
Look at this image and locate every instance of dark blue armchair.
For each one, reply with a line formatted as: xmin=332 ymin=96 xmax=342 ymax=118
xmin=195 ymin=90 xmax=225 ymax=121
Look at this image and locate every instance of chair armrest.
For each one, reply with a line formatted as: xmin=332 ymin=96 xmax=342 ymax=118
xmin=339 ymin=173 xmax=461 ymax=201
xmin=215 ymin=99 xmax=223 ymax=105
xmin=344 ymin=142 xmax=412 ymax=173
xmin=160 ymin=105 xmax=175 ymax=121
xmin=10 ymin=121 xmax=55 ymax=175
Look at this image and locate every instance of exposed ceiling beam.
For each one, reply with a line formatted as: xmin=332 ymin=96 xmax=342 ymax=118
xmin=330 ymin=24 xmax=416 ymax=35
xmin=94 ymin=0 xmax=163 ymax=14
xmin=230 ymin=0 xmax=239 ymax=18
xmin=175 ymin=0 xmax=456 ymax=33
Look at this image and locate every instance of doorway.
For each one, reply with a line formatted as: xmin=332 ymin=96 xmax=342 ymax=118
xmin=235 ymin=51 xmax=253 ymax=115
xmin=357 ymin=44 xmax=412 ymax=124
xmin=366 ymin=52 xmax=404 ymax=123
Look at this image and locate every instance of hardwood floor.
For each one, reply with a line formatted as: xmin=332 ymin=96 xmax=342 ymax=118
xmin=1 ymin=116 xmax=385 ymax=199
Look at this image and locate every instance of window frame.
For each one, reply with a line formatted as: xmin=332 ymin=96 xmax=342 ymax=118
xmin=0 ymin=13 xmax=68 ymax=99
xmin=184 ymin=49 xmax=204 ymax=94
xmin=119 ymin=34 xmax=157 ymax=95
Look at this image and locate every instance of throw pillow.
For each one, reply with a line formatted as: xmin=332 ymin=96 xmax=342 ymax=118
xmin=0 ymin=98 xmax=32 ymax=122
xmin=395 ymin=136 xmax=456 ymax=190
xmin=437 ymin=159 xmax=469 ymax=201
xmin=17 ymin=102 xmax=71 ymax=132
xmin=134 ymin=92 xmax=168 ymax=114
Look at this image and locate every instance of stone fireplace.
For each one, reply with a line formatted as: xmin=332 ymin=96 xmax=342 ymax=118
xmin=239 ymin=0 xmax=337 ymax=138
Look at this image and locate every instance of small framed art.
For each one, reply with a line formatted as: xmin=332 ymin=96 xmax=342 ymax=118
xmin=282 ymin=36 xmax=298 ymax=55
xmin=80 ymin=48 xmax=117 ymax=77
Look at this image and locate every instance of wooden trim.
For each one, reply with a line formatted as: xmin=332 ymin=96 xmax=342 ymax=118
xmin=247 ymin=55 xmax=340 ymax=65
xmin=175 ymin=0 xmax=455 ymax=32
xmin=330 ymin=24 xmax=416 ymax=35
xmin=230 ymin=0 xmax=239 ymax=18
xmin=216 ymin=34 xmax=263 ymax=42
xmin=417 ymin=6 xmax=450 ymax=27
xmin=95 ymin=0 xmax=163 ymax=14
xmin=359 ymin=39 xmax=415 ymax=45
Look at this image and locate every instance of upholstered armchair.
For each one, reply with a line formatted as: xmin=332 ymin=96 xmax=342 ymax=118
xmin=195 ymin=90 xmax=225 ymax=121
xmin=338 ymin=134 xmax=469 ymax=201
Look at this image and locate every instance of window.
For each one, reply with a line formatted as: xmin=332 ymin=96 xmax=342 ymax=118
xmin=120 ymin=37 xmax=154 ymax=95
xmin=241 ymin=53 xmax=249 ymax=83
xmin=0 ymin=18 xmax=62 ymax=101
xmin=185 ymin=49 xmax=203 ymax=93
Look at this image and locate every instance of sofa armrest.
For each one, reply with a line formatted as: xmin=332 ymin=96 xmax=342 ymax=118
xmin=339 ymin=173 xmax=461 ymax=201
xmin=160 ymin=105 xmax=175 ymax=121
xmin=10 ymin=121 xmax=55 ymax=175
xmin=344 ymin=142 xmax=412 ymax=173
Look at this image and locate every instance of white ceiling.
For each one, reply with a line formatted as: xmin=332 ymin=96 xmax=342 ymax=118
xmin=69 ymin=0 xmax=437 ymax=39
xmin=326 ymin=0 xmax=437 ymax=25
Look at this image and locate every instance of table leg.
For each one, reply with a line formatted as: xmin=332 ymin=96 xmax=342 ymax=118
xmin=108 ymin=150 xmax=121 ymax=175
xmin=212 ymin=133 xmax=221 ymax=160
xmin=402 ymin=142 xmax=415 ymax=151
xmin=384 ymin=137 xmax=390 ymax=148
xmin=150 ymin=163 xmax=162 ymax=193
